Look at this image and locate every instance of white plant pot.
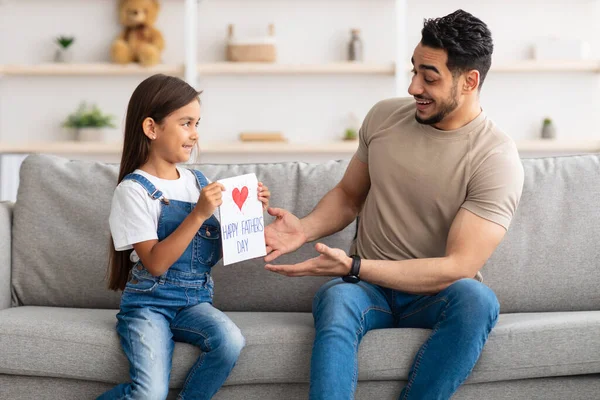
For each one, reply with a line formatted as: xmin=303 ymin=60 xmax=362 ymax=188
xmin=102 ymin=128 xmax=121 ymax=142
xmin=54 ymin=47 xmax=73 ymax=63
xmin=76 ymin=127 xmax=106 ymax=142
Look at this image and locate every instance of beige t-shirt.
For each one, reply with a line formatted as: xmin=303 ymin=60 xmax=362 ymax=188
xmin=353 ymin=97 xmax=524 ymax=276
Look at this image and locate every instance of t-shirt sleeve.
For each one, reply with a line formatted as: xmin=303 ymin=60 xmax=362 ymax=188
xmin=461 ymin=143 xmax=524 ymax=230
xmin=355 ymin=103 xmax=379 ymax=164
xmin=109 ymin=183 xmax=158 ymax=251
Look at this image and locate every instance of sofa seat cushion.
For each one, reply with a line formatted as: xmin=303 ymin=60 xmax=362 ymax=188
xmin=1 ymin=307 xmax=599 ymax=387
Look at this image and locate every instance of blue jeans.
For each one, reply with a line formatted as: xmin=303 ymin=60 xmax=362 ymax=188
xmin=309 ymin=278 xmax=499 ymax=400
xmin=98 ymin=271 xmax=244 ymax=400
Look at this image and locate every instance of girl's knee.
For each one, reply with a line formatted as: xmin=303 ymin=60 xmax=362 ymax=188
xmin=225 ymin=324 xmax=245 ymax=355
xmin=132 ymin=377 xmax=169 ymax=400
xmin=212 ymin=321 xmax=245 ymax=358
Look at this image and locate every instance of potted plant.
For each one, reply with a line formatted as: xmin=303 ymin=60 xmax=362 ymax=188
xmin=342 ymin=112 xmax=360 ymax=141
xmin=54 ymin=35 xmax=75 ymax=63
xmin=541 ymin=117 xmax=556 ymax=139
xmin=63 ymin=103 xmax=117 ymax=142
xmin=343 ymin=128 xmax=358 ymax=141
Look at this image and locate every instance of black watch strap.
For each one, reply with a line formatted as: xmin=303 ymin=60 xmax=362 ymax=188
xmin=342 ymin=255 xmax=361 ymax=283
xmin=349 ymin=255 xmax=361 ymax=277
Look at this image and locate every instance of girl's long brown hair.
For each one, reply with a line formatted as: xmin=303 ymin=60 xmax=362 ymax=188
xmin=107 ymin=74 xmax=201 ymax=291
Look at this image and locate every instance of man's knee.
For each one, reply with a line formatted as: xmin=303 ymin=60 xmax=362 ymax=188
xmin=312 ymin=279 xmax=366 ymax=327
xmin=313 ymin=279 xmax=355 ymax=310
xmin=445 ymin=278 xmax=500 ymax=324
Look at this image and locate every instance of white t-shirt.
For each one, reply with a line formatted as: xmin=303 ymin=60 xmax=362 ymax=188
xmin=109 ymin=167 xmax=211 ymax=257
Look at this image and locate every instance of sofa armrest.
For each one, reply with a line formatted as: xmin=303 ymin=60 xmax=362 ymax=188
xmin=0 ymin=201 xmax=13 ymax=310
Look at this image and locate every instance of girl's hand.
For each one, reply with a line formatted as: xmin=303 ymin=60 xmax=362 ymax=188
xmin=193 ymin=182 xmax=225 ymax=221
xmin=258 ymin=182 xmax=270 ymax=211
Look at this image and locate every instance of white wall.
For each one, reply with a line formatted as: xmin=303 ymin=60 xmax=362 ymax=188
xmin=0 ymin=0 xmax=396 ymax=145
xmin=0 ymin=0 xmax=598 ymax=144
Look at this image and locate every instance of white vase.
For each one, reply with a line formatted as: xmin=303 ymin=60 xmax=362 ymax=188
xmin=541 ymin=123 xmax=556 ymax=139
xmin=54 ymin=47 xmax=73 ymax=63
xmin=77 ymin=128 xmax=105 ymax=142
xmin=102 ymin=128 xmax=121 ymax=142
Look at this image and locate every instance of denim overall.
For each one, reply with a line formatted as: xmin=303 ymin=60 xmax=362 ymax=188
xmin=98 ymin=169 xmax=245 ymax=400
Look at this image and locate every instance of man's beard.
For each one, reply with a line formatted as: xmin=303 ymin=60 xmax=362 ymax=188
xmin=415 ymin=82 xmax=459 ymax=126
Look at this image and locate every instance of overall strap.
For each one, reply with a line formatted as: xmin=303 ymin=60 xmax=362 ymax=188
xmin=190 ymin=169 xmax=210 ymax=190
xmin=122 ymin=173 xmax=163 ymax=201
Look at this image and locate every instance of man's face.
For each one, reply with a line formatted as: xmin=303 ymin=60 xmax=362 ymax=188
xmin=408 ymin=43 xmax=464 ymax=128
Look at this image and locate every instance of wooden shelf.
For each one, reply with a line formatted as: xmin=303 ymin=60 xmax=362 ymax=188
xmin=197 ymin=62 xmax=395 ymax=75
xmin=0 ymin=141 xmax=123 ymax=155
xmin=400 ymin=60 xmax=600 ymax=73
xmin=0 ymin=63 xmax=183 ymax=76
xmin=0 ymin=62 xmax=393 ymax=77
xmin=1 ymin=140 xmax=599 ymax=155
xmin=517 ymin=139 xmax=600 ymax=152
xmin=490 ymin=60 xmax=600 ymax=73
xmin=1 ymin=61 xmax=598 ymax=77
xmin=204 ymin=141 xmax=360 ymax=153
xmin=0 ymin=141 xmax=360 ymax=155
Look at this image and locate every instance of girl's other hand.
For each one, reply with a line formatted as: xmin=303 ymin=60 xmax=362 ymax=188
xmin=258 ymin=182 xmax=270 ymax=211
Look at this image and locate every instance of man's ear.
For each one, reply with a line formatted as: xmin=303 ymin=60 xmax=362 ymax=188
xmin=463 ymin=70 xmax=480 ymax=93
xmin=142 ymin=117 xmax=157 ymax=140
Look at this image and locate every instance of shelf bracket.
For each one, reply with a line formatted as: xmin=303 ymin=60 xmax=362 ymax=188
xmin=184 ymin=0 xmax=200 ymax=87
xmin=395 ymin=0 xmax=408 ymax=97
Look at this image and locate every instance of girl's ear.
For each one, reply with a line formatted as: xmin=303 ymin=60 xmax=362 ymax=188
xmin=142 ymin=117 xmax=157 ymax=140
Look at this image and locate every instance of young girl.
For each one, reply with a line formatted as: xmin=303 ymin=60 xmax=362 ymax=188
xmin=99 ymin=74 xmax=270 ymax=400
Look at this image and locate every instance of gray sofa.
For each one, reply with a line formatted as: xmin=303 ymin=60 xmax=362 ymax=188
xmin=1 ymin=153 xmax=599 ymax=400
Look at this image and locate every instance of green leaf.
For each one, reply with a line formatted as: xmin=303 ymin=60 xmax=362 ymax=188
xmin=344 ymin=128 xmax=357 ymax=139
xmin=56 ymin=36 xmax=75 ymax=49
xmin=63 ymin=102 xmax=116 ymax=128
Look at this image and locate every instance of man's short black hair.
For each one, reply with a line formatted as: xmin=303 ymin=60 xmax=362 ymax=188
xmin=421 ymin=9 xmax=493 ymax=89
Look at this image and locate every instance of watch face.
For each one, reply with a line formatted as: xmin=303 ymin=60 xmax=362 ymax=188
xmin=342 ymin=275 xmax=360 ymax=284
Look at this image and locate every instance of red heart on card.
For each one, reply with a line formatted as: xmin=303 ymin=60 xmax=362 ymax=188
xmin=232 ymin=186 xmax=249 ymax=211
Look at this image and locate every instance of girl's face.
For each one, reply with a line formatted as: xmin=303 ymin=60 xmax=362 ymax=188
xmin=147 ymin=100 xmax=201 ymax=164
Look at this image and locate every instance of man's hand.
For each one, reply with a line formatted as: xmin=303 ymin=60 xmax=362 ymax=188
xmin=265 ymin=243 xmax=352 ymax=277
xmin=264 ymin=207 xmax=307 ymax=262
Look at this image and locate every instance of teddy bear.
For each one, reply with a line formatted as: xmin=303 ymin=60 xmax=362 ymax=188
xmin=111 ymin=0 xmax=164 ymax=67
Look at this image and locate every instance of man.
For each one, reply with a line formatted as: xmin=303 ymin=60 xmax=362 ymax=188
xmin=263 ymin=9 xmax=524 ymax=400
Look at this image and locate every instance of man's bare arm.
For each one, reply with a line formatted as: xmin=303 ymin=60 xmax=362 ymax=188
xmin=359 ymin=208 xmax=506 ymax=294
xmin=301 ymin=156 xmax=371 ymax=242
xmin=268 ymin=208 xmax=507 ymax=294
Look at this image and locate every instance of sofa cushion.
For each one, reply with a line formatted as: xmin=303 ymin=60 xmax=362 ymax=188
xmin=12 ymin=156 xmax=122 ymax=309
xmin=482 ymin=155 xmax=600 ymax=313
xmin=11 ymin=154 xmax=600 ymax=313
xmin=11 ymin=155 xmax=354 ymax=311
xmin=1 ymin=307 xmax=598 ymax=386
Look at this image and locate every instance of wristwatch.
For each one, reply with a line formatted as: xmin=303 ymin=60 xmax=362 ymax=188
xmin=342 ymin=255 xmax=361 ymax=283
